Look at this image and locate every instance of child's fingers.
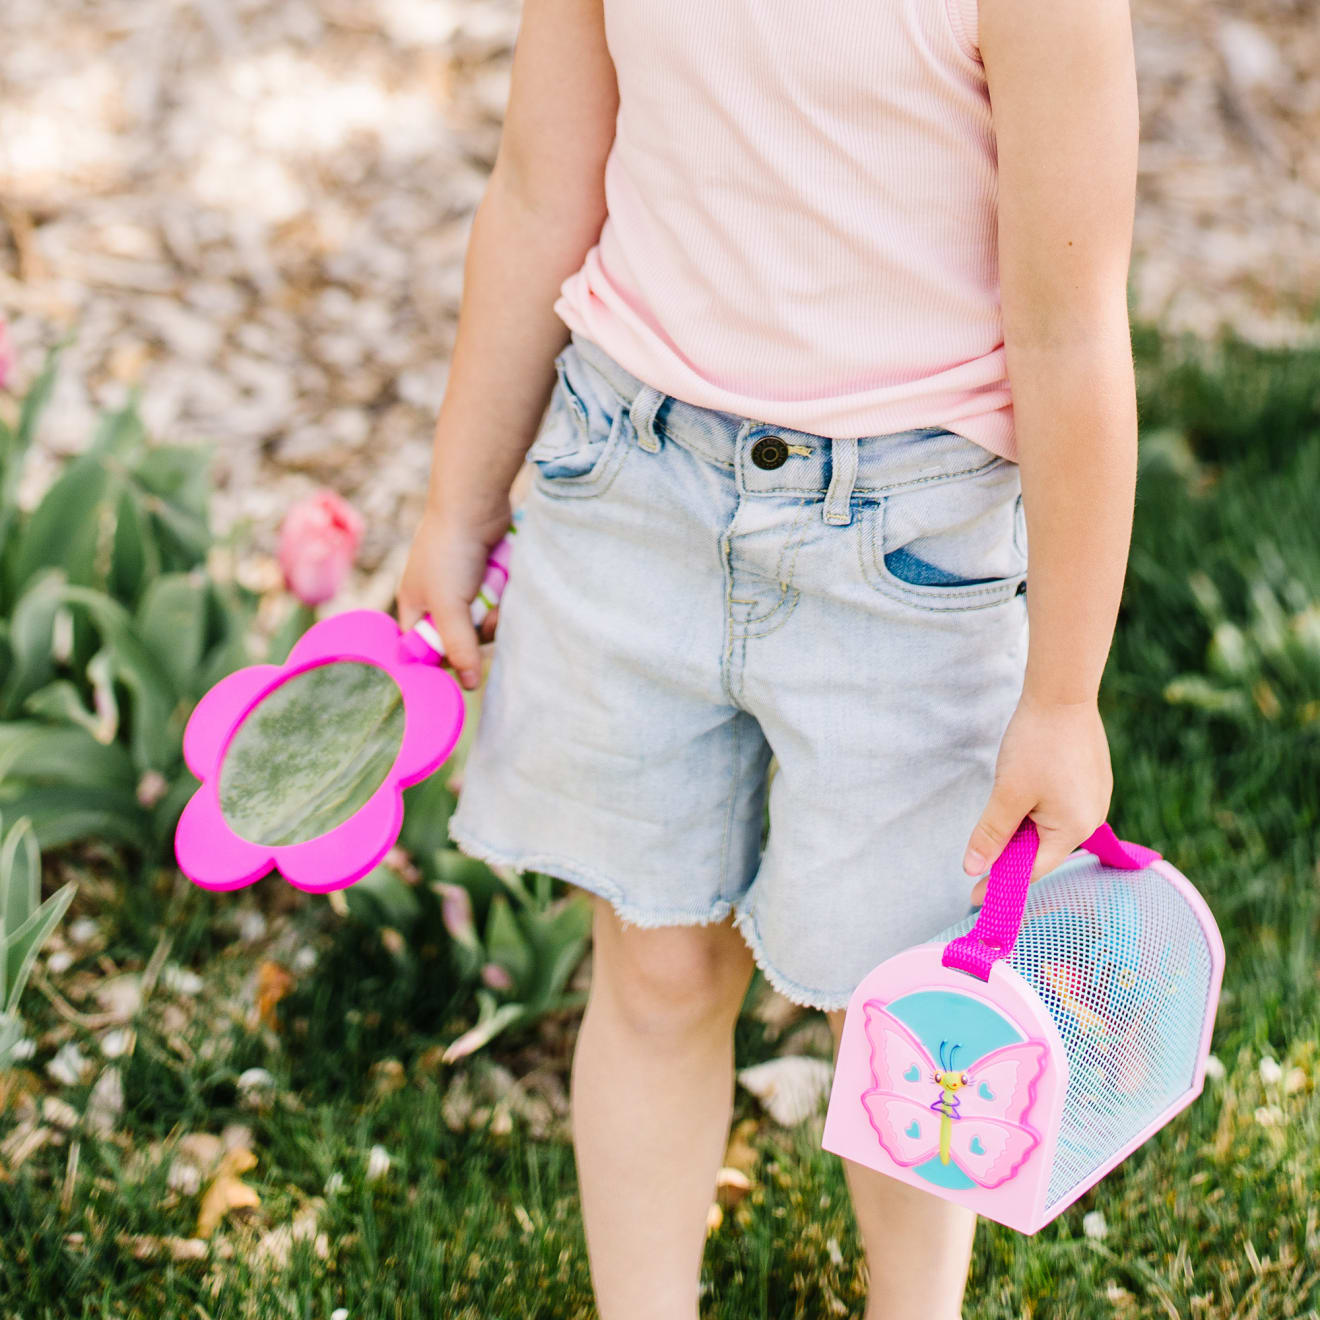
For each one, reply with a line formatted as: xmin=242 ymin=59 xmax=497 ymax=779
xmin=963 ymin=789 xmax=1034 ymax=885
xmin=1026 ymin=822 xmax=1094 ymax=886
xmin=477 ymin=604 xmax=500 ymax=644
xmin=427 ymin=597 xmax=484 ymax=690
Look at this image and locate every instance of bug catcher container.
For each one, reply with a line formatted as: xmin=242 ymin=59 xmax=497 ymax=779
xmin=822 ymin=819 xmax=1224 ymax=1234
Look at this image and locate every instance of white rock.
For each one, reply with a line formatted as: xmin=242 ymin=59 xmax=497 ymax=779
xmin=736 ymin=1056 xmax=834 ymax=1126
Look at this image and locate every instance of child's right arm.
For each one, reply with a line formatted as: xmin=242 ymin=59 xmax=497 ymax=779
xmin=395 ymin=0 xmax=619 ymax=689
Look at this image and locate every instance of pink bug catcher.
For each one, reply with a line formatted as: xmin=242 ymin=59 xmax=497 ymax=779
xmin=823 ymin=817 xmax=1225 ymax=1234
xmin=173 ymin=520 xmax=519 ymax=894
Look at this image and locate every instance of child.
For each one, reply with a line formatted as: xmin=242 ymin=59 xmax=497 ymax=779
xmin=396 ymin=0 xmax=1139 ymax=1313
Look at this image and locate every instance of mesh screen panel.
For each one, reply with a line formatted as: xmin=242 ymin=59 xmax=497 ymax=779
xmin=932 ymin=854 xmax=1214 ymax=1211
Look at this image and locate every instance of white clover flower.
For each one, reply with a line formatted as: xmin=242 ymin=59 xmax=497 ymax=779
xmin=1259 ymin=1056 xmax=1283 ymax=1086
xmin=365 ymin=1145 xmax=391 ymax=1182
xmin=68 ymin=918 xmax=99 ymax=946
xmin=162 ymin=963 xmax=204 ymax=996
xmin=236 ymin=1067 xmax=277 ymax=1110
xmin=325 ymin=1171 xmax=346 ymax=1196
xmin=1082 ymin=1211 xmax=1108 ymax=1240
xmin=1203 ymin=1054 xmax=1226 ymax=1082
xmin=99 ymin=1028 xmax=133 ymax=1059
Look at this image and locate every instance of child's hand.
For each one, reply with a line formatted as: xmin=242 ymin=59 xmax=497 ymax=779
xmin=962 ymin=693 xmax=1114 ymax=905
xmin=394 ymin=497 xmax=513 ymax=691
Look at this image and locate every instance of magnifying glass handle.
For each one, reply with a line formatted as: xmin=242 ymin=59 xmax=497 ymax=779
xmin=403 ymin=512 xmax=522 ymax=664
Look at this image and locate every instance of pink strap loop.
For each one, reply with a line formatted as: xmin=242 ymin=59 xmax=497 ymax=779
xmin=941 ymin=819 xmax=1163 ymax=981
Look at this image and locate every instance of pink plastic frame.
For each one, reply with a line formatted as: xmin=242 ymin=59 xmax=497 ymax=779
xmin=822 ymin=832 xmax=1226 ymax=1234
xmin=174 ymin=529 xmax=516 ymax=894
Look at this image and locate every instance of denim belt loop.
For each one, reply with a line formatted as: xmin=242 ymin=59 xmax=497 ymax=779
xmin=627 ymin=385 xmax=666 ymax=453
xmin=823 ymin=436 xmax=859 ymax=526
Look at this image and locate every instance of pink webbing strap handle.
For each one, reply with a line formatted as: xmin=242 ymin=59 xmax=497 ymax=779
xmin=941 ymin=819 xmax=1164 ymax=981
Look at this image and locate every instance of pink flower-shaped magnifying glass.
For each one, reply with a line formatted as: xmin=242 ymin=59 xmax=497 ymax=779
xmin=174 ymin=519 xmax=519 ymax=894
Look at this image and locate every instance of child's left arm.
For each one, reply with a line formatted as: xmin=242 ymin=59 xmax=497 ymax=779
xmin=961 ymin=0 xmax=1141 ymax=898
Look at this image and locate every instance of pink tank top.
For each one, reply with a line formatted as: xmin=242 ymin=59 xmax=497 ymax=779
xmin=552 ymin=0 xmax=1016 ymax=460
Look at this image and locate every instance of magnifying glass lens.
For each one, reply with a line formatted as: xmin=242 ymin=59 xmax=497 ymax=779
xmin=217 ymin=661 xmax=405 ymax=847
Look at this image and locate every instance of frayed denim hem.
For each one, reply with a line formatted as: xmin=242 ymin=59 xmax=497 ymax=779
xmin=446 ymin=820 xmax=736 ymax=931
xmin=731 ymin=904 xmax=854 ymax=1014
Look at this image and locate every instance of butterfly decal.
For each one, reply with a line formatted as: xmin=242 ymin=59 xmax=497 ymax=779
xmin=859 ymin=1000 xmax=1048 ymax=1189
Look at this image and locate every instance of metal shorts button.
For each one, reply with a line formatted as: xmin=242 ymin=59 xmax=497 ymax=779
xmin=751 ymin=436 xmax=789 ymax=470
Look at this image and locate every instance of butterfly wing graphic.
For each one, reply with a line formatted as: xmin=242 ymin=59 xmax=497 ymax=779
xmin=858 ymin=1000 xmax=1048 ymax=1188
xmin=956 ymin=1040 xmax=1048 ymax=1126
xmin=946 ymin=1116 xmax=1040 ymax=1188
xmin=859 ymin=1001 xmax=942 ymax=1166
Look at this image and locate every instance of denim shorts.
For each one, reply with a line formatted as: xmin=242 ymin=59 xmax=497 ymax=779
xmin=447 ymin=330 xmax=1030 ymax=1011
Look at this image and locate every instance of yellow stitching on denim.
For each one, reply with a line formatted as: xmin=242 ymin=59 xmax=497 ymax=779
xmin=737 ymin=496 xmax=811 ymax=626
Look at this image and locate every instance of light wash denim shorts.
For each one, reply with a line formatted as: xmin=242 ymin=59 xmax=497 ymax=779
xmin=448 ymin=330 xmax=1030 ymax=1011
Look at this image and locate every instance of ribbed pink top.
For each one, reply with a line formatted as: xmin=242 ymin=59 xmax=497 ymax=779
xmin=552 ymin=0 xmax=1017 ymax=460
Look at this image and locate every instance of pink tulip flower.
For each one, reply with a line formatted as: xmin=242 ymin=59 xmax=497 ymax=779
xmin=276 ymin=489 xmax=365 ymax=605
xmin=480 ymin=962 xmax=515 ymax=992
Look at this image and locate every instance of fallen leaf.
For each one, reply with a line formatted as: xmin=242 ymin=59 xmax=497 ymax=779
xmin=736 ymin=1057 xmax=833 ymax=1126
xmin=749 ymin=985 xmax=806 ymax=1041
xmin=254 ymin=961 xmax=294 ymax=1032
xmin=196 ymin=1147 xmax=260 ymax=1238
xmin=86 ymin=1068 xmax=123 ymax=1136
xmin=46 ymin=1042 xmax=94 ymax=1087
xmin=116 ymin=1233 xmax=210 ymax=1262
xmin=369 ymin=1058 xmax=406 ymax=1098
xmin=1 ymin=1120 xmax=53 ymax=1174
xmin=168 ymin=1133 xmax=226 ymax=1196
xmin=723 ymin=1117 xmax=761 ymax=1178
xmin=0 ymin=1068 xmax=41 ymax=1116
xmin=715 ymin=1167 xmax=752 ymax=1209
xmin=41 ymin=1096 xmax=81 ymax=1131
xmin=251 ymin=1202 xmax=328 ymax=1272
xmin=93 ymin=973 xmax=143 ymax=1019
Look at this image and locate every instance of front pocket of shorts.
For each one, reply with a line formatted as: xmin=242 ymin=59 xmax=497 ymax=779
xmin=858 ymin=463 xmax=1028 ymax=611
xmin=524 ymin=349 xmax=631 ymax=498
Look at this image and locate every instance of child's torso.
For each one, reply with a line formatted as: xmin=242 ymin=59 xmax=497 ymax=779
xmin=553 ymin=0 xmax=1018 ymax=461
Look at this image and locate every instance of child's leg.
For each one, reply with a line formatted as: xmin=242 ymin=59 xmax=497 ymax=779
xmin=571 ymin=894 xmax=757 ymax=1320
xmin=825 ymin=1008 xmax=978 ymax=1320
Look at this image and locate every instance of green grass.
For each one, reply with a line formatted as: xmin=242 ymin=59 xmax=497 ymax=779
xmin=2 ymin=320 xmax=1320 ymax=1318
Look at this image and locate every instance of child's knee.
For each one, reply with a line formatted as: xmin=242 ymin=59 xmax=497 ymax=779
xmin=590 ymin=902 xmax=754 ymax=1036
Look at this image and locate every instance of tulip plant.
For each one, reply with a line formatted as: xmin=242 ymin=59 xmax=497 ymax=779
xmin=0 ymin=325 xmax=592 ymax=1064
xmin=0 ymin=811 xmax=75 ymax=1069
